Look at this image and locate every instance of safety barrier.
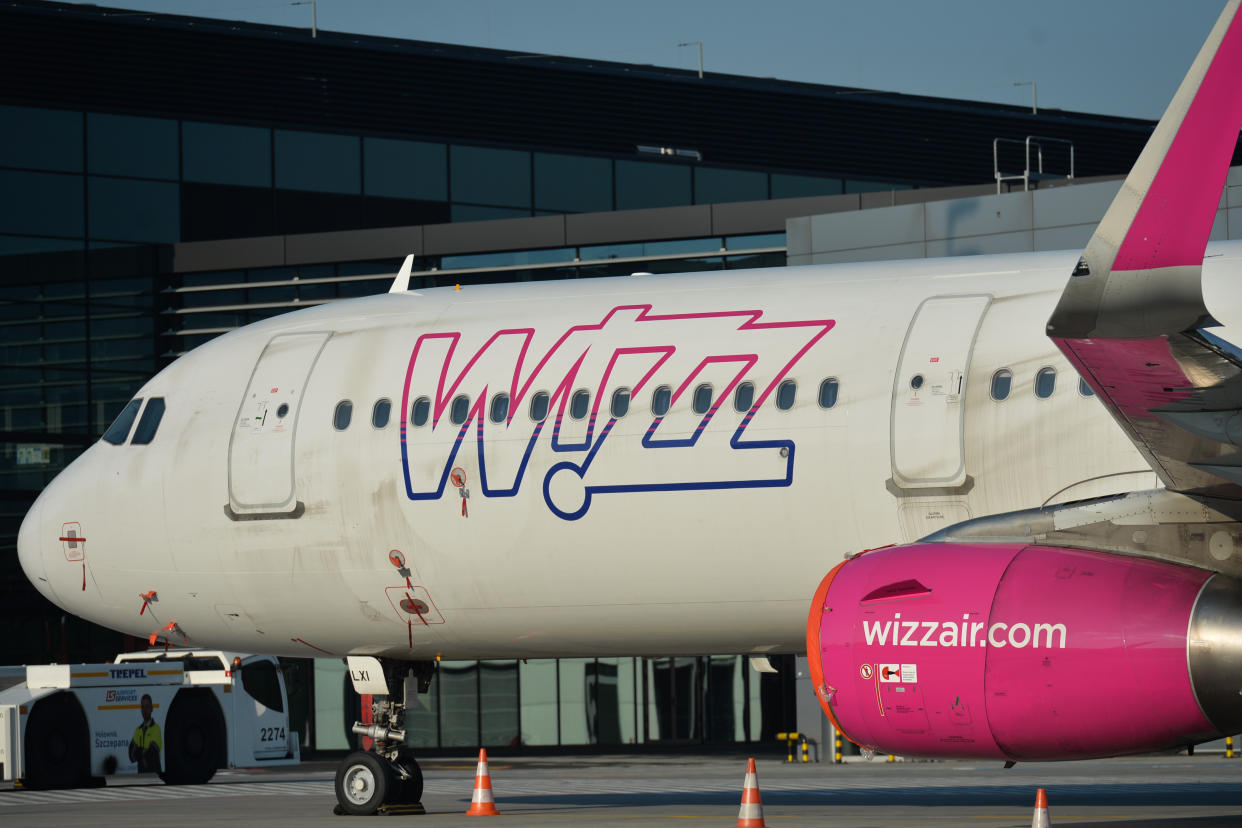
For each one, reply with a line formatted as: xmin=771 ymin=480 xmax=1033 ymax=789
xmin=775 ymin=732 xmax=817 ymax=763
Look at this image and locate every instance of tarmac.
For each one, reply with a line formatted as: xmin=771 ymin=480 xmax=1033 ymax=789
xmin=1 ymin=753 xmax=1239 ymax=826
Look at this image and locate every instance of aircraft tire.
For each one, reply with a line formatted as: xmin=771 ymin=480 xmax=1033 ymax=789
xmin=162 ymin=690 xmax=223 ymax=785
xmin=334 ymin=750 xmax=391 ymax=815
xmin=392 ymin=749 xmax=423 ymax=804
xmin=23 ymin=692 xmax=89 ymax=789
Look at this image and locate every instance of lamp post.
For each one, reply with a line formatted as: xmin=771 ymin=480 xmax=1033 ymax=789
xmin=1014 ymin=80 xmax=1037 ymax=114
xmin=678 ymin=41 xmax=703 ymax=79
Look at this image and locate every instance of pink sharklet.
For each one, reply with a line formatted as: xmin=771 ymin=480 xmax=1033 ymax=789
xmin=1114 ymin=13 xmax=1242 ymax=272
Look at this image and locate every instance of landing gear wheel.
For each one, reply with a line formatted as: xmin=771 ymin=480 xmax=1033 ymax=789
xmin=334 ymin=751 xmax=391 ymax=815
xmin=23 ymin=693 xmax=88 ymax=790
xmin=162 ymin=692 xmax=224 ymax=785
xmin=391 ymin=749 xmax=423 ymax=804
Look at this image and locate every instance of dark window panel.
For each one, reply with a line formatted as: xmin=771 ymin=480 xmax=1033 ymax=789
xmin=725 ymin=251 xmax=784 ymax=270
xmin=87 ymin=177 xmax=179 ymax=243
xmin=0 ymin=170 xmax=84 ymax=237
xmin=181 ymin=182 xmax=276 ymax=242
xmin=441 ymin=248 xmax=574 ymax=270
xmin=450 ymin=204 xmax=529 ymax=222
xmin=534 ymin=153 xmax=612 ymax=213
xmin=363 ymin=137 xmax=447 ymax=201
xmin=274 ymin=189 xmax=364 ymax=235
xmin=0 ymin=236 xmax=84 ymax=257
xmin=0 ymin=105 xmax=83 ymax=173
xmin=450 ymin=145 xmax=531 ymax=208
xmin=86 ymin=113 xmax=178 ymax=180
xmin=91 ymin=316 xmax=154 ymax=338
xmin=361 ymin=195 xmax=450 ymax=229
xmin=183 ymin=121 xmax=272 ymax=187
xmin=274 ymin=129 xmax=360 ymax=194
xmin=694 ymin=167 xmax=766 ymax=205
xmin=180 ymin=289 xmax=245 ymax=308
xmin=615 ymin=160 xmax=691 ymax=210
xmin=771 ymin=173 xmax=843 ymax=199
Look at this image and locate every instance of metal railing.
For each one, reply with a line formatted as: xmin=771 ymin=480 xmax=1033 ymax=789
xmin=994 ymin=136 xmax=1075 ymax=193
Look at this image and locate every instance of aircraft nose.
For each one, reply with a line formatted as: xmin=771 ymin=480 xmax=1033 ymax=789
xmin=17 ymin=495 xmax=58 ymax=605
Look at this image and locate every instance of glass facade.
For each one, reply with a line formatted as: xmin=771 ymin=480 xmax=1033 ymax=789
xmin=1 ymin=102 xmax=911 ymax=250
xmin=310 ymin=654 xmax=778 ymax=752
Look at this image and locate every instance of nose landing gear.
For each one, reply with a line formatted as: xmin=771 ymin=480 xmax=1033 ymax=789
xmin=332 ymin=658 xmax=435 ymax=816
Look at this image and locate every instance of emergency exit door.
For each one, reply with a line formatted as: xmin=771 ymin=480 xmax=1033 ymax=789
xmin=890 ymin=295 xmax=990 ymax=490
xmin=227 ymin=331 xmax=330 ymax=517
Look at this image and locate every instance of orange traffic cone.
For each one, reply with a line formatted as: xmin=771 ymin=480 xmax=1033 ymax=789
xmin=1031 ymin=787 xmax=1050 ymax=827
xmin=465 ymin=748 xmax=500 ymax=816
xmin=736 ymin=757 xmax=766 ymax=828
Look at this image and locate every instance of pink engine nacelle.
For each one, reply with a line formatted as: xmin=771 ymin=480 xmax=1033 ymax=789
xmin=806 ymin=542 xmax=1242 ymax=761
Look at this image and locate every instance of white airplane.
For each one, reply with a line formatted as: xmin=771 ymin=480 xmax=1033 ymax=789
xmin=15 ymin=0 xmax=1242 ymax=814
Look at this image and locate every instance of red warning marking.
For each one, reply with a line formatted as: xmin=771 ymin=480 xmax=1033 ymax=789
xmin=291 ymin=637 xmax=333 ymax=655
xmin=859 ymin=664 xmax=873 ymax=680
xmin=61 ymin=522 xmax=85 ymax=562
xmin=388 ymin=549 xmax=406 ymax=568
xmin=270 ymin=387 xmax=279 ymax=393
xmin=450 ymin=467 xmax=467 ymax=488
xmin=930 ymin=356 xmax=940 ymax=363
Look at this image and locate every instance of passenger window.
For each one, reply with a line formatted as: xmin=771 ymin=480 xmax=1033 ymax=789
xmin=530 ymin=391 xmax=550 ymax=421
xmin=490 ymin=393 xmax=510 ymax=423
xmin=372 ymin=398 xmax=391 ymax=429
xmin=611 ymin=388 xmax=630 ymax=418
xmin=1035 ymin=367 xmax=1057 ymax=399
xmin=652 ymin=385 xmax=672 ymax=416
xmin=240 ymin=660 xmax=284 ymax=713
xmin=991 ymin=369 xmax=1012 ymax=401
xmin=333 ymin=400 xmax=353 ymax=430
xmin=103 ymin=398 xmax=142 ymax=445
xmin=776 ymin=379 xmax=797 ymax=411
xmin=450 ymin=395 xmax=470 ymax=425
xmin=692 ymin=384 xmax=713 ymax=415
xmin=411 ymin=396 xmax=430 ymax=427
xmin=1079 ymin=377 xmax=1095 ymax=397
xmin=734 ymin=381 xmax=754 ymax=412
xmin=818 ymin=378 xmax=839 ymax=409
xmin=130 ymin=397 xmax=165 ymax=445
xmin=570 ymin=389 xmax=590 ymax=420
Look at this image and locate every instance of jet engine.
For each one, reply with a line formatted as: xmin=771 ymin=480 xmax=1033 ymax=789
xmin=806 ymin=542 xmax=1242 ymax=760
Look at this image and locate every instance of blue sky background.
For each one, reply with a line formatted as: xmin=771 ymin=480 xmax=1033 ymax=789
xmin=88 ymin=0 xmax=1226 ymax=120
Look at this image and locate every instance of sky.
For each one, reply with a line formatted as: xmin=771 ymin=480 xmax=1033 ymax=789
xmin=79 ymin=0 xmax=1229 ymax=120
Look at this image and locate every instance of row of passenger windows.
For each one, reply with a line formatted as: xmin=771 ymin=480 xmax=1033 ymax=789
xmin=334 ymin=367 xmax=1091 ymax=431
xmin=101 ymin=397 xmax=166 ymax=445
xmin=988 ymin=367 xmax=1094 ymax=401
xmin=332 ymin=378 xmax=842 ymax=431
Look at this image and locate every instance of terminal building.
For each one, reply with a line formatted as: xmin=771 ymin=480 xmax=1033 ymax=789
xmin=3 ymin=0 xmax=1237 ymax=754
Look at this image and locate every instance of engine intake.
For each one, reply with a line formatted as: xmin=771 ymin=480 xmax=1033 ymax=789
xmin=806 ymin=542 xmax=1242 ymax=761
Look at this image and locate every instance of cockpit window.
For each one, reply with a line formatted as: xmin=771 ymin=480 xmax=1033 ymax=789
xmin=102 ymin=399 xmax=142 ymax=445
xmin=130 ymin=397 xmax=165 ymax=445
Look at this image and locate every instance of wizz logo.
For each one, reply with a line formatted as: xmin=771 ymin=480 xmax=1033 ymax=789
xmin=400 ymin=304 xmax=833 ymax=520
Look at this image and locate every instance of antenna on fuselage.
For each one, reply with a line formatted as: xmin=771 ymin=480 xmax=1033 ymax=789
xmin=388 ymin=254 xmax=415 ymax=294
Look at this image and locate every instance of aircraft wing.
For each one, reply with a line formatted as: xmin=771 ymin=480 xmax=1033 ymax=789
xmin=1046 ymin=0 xmax=1242 ymax=500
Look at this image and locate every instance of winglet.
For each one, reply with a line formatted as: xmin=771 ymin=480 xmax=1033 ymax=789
xmin=388 ymin=254 xmax=415 ymax=294
xmin=1048 ymin=0 xmax=1242 ymax=339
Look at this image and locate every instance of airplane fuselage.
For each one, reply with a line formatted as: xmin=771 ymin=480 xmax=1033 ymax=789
xmin=28 ymin=245 xmax=1240 ymax=661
